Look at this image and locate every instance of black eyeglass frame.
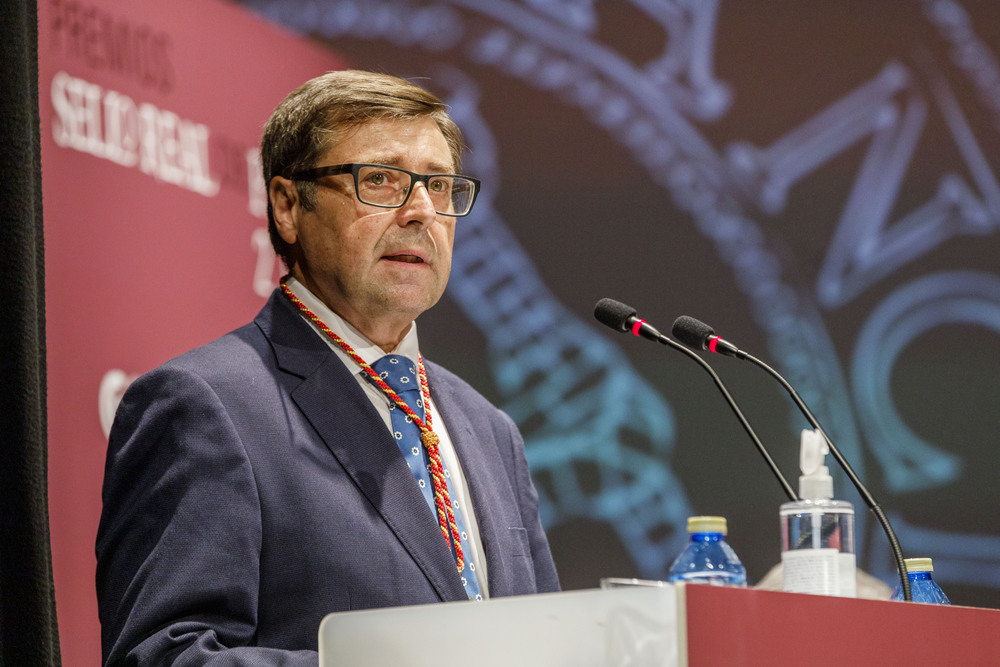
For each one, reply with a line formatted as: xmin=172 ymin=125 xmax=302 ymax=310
xmin=288 ymin=163 xmax=481 ymax=217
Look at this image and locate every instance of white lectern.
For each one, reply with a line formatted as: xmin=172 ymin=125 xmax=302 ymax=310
xmin=319 ymin=585 xmax=683 ymax=667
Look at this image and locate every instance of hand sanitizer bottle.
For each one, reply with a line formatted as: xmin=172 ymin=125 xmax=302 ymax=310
xmin=779 ymin=429 xmax=856 ymax=597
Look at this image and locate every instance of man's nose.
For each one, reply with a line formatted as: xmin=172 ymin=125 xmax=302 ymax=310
xmin=399 ymin=181 xmax=437 ymax=224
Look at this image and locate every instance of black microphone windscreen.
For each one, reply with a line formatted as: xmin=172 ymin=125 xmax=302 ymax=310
xmin=594 ymin=298 xmax=637 ymax=332
xmin=672 ymin=315 xmax=715 ymax=350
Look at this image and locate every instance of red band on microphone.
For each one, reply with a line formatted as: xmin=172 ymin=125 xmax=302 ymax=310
xmin=631 ymin=319 xmax=646 ymax=337
xmin=708 ymin=336 xmax=719 ymax=353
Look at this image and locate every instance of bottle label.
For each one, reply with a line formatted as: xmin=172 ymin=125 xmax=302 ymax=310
xmin=781 ymin=549 xmax=856 ymax=597
xmin=838 ymin=552 xmax=857 ymax=597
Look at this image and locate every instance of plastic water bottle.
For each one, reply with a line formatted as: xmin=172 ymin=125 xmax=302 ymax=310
xmin=780 ymin=429 xmax=856 ymax=597
xmin=891 ymin=558 xmax=950 ymax=605
xmin=667 ymin=516 xmax=747 ymax=587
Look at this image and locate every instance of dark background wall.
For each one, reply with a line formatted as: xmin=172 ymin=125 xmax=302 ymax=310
xmin=235 ymin=0 xmax=1000 ymax=605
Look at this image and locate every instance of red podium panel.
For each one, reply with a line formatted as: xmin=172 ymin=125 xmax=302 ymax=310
xmin=684 ymin=585 xmax=1000 ymax=666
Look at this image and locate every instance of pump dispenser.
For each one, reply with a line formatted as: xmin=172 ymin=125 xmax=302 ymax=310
xmin=779 ymin=429 xmax=856 ymax=597
xmin=798 ymin=428 xmax=833 ymax=500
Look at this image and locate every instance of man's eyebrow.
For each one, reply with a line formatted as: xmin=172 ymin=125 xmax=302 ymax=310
xmin=360 ymin=153 xmax=402 ymax=167
xmin=361 ymin=155 xmax=455 ymax=173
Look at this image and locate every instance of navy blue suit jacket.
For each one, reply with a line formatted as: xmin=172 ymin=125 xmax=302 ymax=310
xmin=96 ymin=290 xmax=560 ymax=665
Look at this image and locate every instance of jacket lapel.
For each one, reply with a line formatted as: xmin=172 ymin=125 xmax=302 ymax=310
xmin=255 ymin=292 xmax=468 ymax=602
xmin=426 ymin=364 xmax=519 ymax=598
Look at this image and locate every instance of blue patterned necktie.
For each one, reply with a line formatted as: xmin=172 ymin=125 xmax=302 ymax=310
xmin=369 ymin=354 xmax=483 ymax=601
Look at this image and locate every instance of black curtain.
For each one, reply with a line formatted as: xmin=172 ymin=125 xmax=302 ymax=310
xmin=0 ymin=0 xmax=62 ymax=663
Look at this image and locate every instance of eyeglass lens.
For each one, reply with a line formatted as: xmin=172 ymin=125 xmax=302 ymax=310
xmin=356 ymin=165 xmax=475 ymax=215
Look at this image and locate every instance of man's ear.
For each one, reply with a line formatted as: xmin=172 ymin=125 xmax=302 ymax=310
xmin=269 ymin=176 xmax=300 ymax=246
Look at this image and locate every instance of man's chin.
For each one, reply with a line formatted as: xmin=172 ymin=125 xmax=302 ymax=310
xmin=372 ymin=283 xmax=446 ymax=320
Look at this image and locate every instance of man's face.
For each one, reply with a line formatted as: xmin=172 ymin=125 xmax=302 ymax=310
xmin=275 ymin=116 xmax=458 ymax=346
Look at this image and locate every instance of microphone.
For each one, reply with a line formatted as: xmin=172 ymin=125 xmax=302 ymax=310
xmin=670 ymin=314 xmax=912 ymax=601
xmin=594 ymin=298 xmax=798 ymax=502
xmin=594 ymin=297 xmax=666 ymax=343
xmin=673 ymin=315 xmax=746 ymax=359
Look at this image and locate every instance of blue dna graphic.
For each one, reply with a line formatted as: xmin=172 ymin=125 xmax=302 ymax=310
xmin=246 ymin=0 xmax=1000 ymax=590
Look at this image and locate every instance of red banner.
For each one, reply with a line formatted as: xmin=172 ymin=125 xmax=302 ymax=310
xmin=39 ymin=0 xmax=345 ymax=662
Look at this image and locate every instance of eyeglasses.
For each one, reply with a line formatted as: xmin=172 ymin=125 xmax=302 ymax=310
xmin=289 ymin=163 xmax=481 ymax=217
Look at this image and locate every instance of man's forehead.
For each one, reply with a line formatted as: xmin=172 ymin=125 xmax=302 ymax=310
xmin=321 ymin=117 xmax=453 ymax=169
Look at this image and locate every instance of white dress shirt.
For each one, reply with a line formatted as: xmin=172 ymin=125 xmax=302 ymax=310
xmin=283 ymin=277 xmax=489 ymax=595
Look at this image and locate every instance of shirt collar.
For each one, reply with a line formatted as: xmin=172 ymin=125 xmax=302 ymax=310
xmin=283 ymin=276 xmax=420 ymax=369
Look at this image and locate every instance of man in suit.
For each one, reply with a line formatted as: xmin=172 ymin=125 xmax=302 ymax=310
xmin=96 ymin=70 xmax=560 ymax=665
